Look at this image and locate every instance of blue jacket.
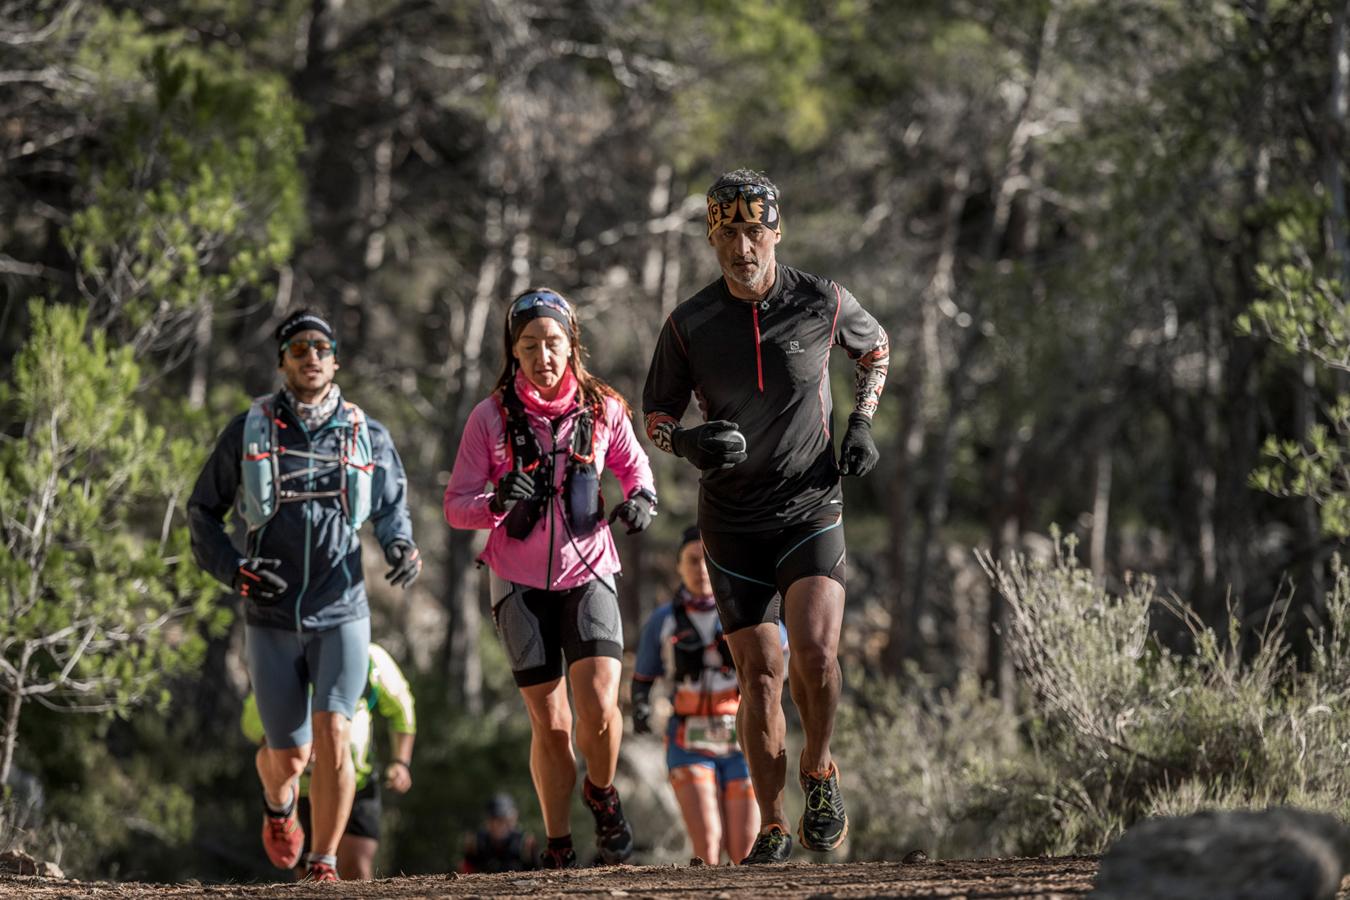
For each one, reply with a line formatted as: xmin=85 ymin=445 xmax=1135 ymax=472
xmin=188 ymin=390 xmax=414 ymax=631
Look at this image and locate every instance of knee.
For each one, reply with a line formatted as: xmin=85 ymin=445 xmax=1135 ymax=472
xmin=573 ymin=694 xmax=619 ymax=733
xmin=312 ymin=713 xmax=351 ymax=765
xmin=529 ymin=709 xmax=573 ymax=749
xmin=789 ymin=646 xmax=839 ymax=686
xmin=737 ymin=666 xmax=784 ymax=705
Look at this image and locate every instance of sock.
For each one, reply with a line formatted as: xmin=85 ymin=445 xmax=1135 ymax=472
xmin=547 ymin=834 xmax=573 ymax=852
xmin=264 ymin=786 xmax=295 ymax=818
xmin=584 ymin=778 xmax=617 ymax=802
xmin=308 ymin=852 xmax=337 ymax=869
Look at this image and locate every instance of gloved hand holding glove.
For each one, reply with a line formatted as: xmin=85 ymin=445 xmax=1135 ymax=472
xmin=671 ymin=420 xmax=748 ymax=470
xmin=608 ymin=489 xmax=657 ymax=535
xmin=235 ymin=558 xmax=287 ymax=604
xmin=384 ymin=539 xmax=422 ymax=588
xmin=489 ymin=466 xmax=536 ymax=514
xmin=838 ymin=412 xmax=880 ymax=477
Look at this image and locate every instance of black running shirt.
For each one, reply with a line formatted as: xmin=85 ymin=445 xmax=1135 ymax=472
xmin=643 ymin=265 xmax=888 ymax=533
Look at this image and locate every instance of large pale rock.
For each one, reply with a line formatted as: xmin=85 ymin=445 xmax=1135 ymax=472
xmin=1093 ymin=807 xmax=1350 ymax=900
xmin=0 ymin=849 xmax=61 ymax=878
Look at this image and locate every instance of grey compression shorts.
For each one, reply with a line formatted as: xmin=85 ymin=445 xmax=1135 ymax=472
xmin=490 ymin=573 xmax=623 ymax=687
xmin=245 ymin=617 xmax=370 ymax=749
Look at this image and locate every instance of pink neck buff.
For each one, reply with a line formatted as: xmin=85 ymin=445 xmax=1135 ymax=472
xmin=680 ymin=586 xmax=718 ymax=612
xmin=514 ymin=365 xmax=578 ymax=418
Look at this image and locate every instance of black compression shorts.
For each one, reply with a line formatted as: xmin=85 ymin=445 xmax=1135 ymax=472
xmin=490 ymin=574 xmax=624 ymax=687
xmin=700 ymin=519 xmax=847 ymax=634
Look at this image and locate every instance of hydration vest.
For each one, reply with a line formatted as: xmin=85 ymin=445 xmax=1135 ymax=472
xmin=670 ymin=598 xmax=736 ymax=684
xmin=238 ymin=395 xmax=374 ymax=533
xmin=498 ymin=385 xmax=604 ymax=540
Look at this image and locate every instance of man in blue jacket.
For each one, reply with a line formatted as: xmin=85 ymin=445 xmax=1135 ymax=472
xmin=189 ymin=309 xmax=421 ymax=882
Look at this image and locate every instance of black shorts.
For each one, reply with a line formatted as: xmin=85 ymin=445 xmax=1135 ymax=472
xmin=701 ymin=518 xmax=847 ymax=634
xmin=490 ymin=573 xmax=624 ymax=687
xmin=298 ymin=780 xmax=381 ymax=848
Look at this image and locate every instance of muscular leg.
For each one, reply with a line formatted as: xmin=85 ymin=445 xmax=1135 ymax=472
xmin=337 ymin=834 xmax=378 ymax=880
xmin=308 ymin=710 xmax=355 ymax=859
xmin=782 ymin=576 xmax=845 ymax=774
xmin=721 ymin=777 xmax=760 ymax=863
xmin=670 ymin=765 xmax=721 ymax=863
xmin=256 ymin=743 xmax=309 ymax=812
xmin=519 ymin=678 xmax=576 ymax=838
xmin=724 ymin=622 xmax=788 ymax=832
xmin=568 ymin=656 xmax=623 ymax=790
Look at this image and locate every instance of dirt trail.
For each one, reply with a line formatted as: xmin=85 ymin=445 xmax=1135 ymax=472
xmin=13 ymin=856 xmax=1350 ymax=899
xmin=0 ymin=857 xmax=1104 ymax=899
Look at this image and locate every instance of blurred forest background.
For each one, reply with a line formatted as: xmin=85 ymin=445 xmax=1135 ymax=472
xmin=4 ymin=0 xmax=1350 ymax=881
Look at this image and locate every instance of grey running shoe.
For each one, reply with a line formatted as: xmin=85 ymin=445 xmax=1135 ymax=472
xmin=741 ymin=825 xmax=793 ymax=864
xmin=798 ymin=762 xmax=849 ymax=851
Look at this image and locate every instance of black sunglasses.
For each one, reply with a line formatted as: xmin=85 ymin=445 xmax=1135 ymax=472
xmin=282 ymin=338 xmax=337 ymax=359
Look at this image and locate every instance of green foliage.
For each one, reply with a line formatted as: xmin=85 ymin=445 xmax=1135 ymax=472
xmin=840 ymin=540 xmax=1350 ymax=859
xmin=64 ymin=10 xmax=304 ymax=345
xmin=0 ymin=302 xmax=225 ymax=785
xmin=1242 ymin=262 xmax=1350 ymax=535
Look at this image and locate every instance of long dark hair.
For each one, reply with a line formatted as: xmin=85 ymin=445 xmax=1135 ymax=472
xmin=493 ymin=286 xmax=630 ymax=414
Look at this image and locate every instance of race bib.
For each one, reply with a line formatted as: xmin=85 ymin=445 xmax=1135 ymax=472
xmin=682 ymin=714 xmax=738 ymax=756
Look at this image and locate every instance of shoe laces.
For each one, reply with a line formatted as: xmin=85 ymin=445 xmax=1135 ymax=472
xmin=745 ymin=828 xmax=790 ymax=862
xmin=802 ymin=767 xmax=844 ymax=820
xmin=585 ymin=788 xmax=623 ymax=828
xmin=265 ymin=814 xmax=297 ymax=838
xmin=305 ymin=862 xmax=338 ymax=882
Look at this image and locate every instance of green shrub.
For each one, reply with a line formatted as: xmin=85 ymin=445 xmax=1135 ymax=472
xmin=838 ymin=537 xmax=1350 ymax=860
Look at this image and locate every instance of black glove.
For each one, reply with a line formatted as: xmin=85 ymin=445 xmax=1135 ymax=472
xmin=608 ymin=490 xmax=656 ymax=535
xmin=384 ymin=539 xmax=421 ymax=589
xmin=671 ymin=421 xmax=748 ymax=470
xmin=234 ymin=558 xmax=287 ymax=604
xmin=838 ymin=412 xmax=879 ymax=477
xmin=632 ymin=681 xmax=653 ymax=735
xmin=489 ymin=468 xmax=536 ymax=514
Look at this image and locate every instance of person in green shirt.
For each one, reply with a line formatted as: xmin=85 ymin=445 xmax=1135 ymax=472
xmin=242 ymin=642 xmax=416 ymax=879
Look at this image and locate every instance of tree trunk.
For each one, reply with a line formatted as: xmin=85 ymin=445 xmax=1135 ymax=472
xmin=884 ymin=164 xmax=967 ymax=673
xmin=0 ymin=647 xmax=30 ymax=788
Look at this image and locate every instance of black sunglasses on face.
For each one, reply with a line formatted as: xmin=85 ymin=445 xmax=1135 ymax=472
xmin=282 ymin=339 xmax=336 ymax=359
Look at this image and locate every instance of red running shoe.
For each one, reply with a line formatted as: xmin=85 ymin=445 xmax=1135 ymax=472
xmin=303 ymin=860 xmax=340 ymax=882
xmin=261 ymin=803 xmax=305 ymax=870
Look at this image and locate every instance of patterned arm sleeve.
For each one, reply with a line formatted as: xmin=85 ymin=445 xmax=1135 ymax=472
xmin=641 ymin=315 xmax=694 ymax=454
xmin=833 ymin=284 xmax=890 ymax=420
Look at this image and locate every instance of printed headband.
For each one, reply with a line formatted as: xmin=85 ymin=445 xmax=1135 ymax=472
xmin=706 ymin=183 xmax=781 ymax=237
xmin=509 ymin=290 xmax=573 ymax=333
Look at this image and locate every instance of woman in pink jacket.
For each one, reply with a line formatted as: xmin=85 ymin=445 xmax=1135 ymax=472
xmin=445 ymin=287 xmax=657 ymax=869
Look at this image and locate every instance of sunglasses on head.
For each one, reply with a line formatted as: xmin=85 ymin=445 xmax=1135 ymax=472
xmin=708 ymin=182 xmax=776 ymax=204
xmin=510 ymin=290 xmax=571 ymax=321
xmin=282 ymin=338 xmax=337 ymax=359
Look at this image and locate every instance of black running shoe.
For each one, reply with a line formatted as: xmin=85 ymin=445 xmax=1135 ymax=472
xmin=741 ymin=825 xmax=793 ymax=864
xmin=583 ymin=780 xmax=634 ymax=864
xmin=539 ymin=846 xmax=579 ymax=869
xmin=798 ymin=762 xmax=849 ymax=851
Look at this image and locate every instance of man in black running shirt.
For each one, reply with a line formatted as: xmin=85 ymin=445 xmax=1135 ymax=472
xmin=642 ymin=169 xmax=889 ymax=863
